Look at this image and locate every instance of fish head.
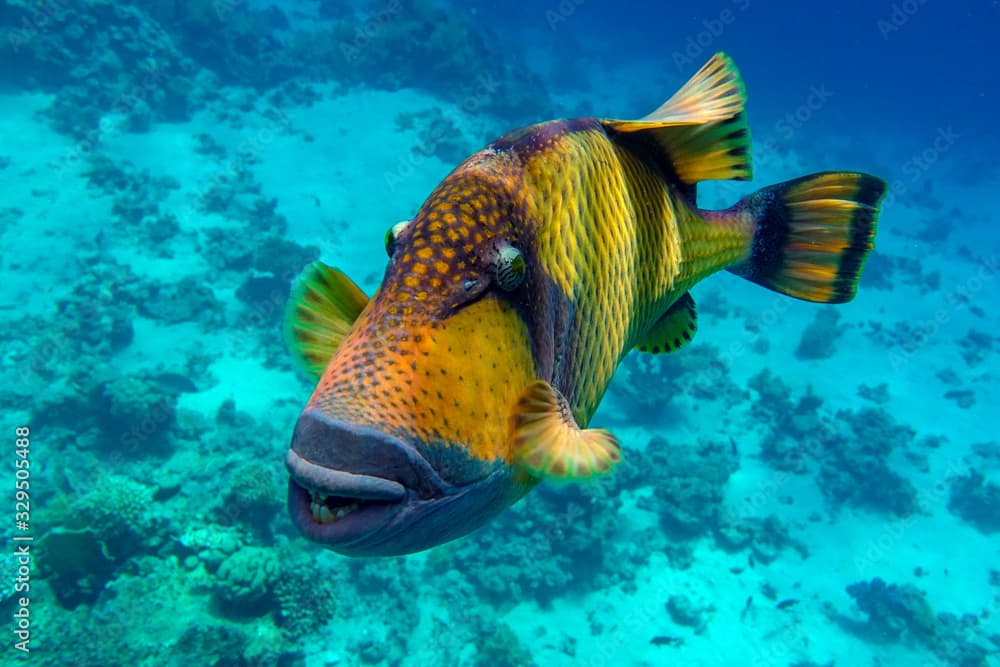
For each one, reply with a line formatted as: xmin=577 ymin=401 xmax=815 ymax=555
xmin=287 ymin=155 xmax=548 ymax=556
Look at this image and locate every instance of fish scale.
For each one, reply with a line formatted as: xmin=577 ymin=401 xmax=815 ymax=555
xmin=520 ymin=123 xmax=723 ymax=424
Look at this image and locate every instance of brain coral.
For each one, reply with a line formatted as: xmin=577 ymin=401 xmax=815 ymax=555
xmin=213 ymin=546 xmax=280 ymax=616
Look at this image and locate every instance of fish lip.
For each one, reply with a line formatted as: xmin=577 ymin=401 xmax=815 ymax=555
xmin=289 ymin=409 xmax=451 ymax=497
xmin=284 ymin=449 xmax=406 ymax=501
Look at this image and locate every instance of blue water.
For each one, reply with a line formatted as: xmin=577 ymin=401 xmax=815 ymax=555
xmin=2 ymin=1 xmax=997 ymax=665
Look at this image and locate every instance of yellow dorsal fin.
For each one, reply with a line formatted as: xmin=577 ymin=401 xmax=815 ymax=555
xmin=284 ymin=262 xmax=368 ymax=378
xmin=602 ymin=52 xmax=751 ymax=184
xmin=511 ymin=380 xmax=621 ymax=479
xmin=635 ymin=52 xmax=746 ymax=125
xmin=635 ymin=292 xmax=698 ymax=354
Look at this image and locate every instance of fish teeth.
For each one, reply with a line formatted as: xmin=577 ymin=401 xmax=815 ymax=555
xmin=309 ymin=498 xmax=360 ymax=524
xmin=335 ymin=503 xmax=359 ymax=519
xmin=310 ymin=501 xmax=336 ymax=524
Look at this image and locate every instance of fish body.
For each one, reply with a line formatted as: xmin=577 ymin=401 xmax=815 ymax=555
xmin=283 ymin=53 xmax=886 ymax=556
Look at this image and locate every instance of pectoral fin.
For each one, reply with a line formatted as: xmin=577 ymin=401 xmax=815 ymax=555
xmin=511 ymin=380 xmax=621 ymax=479
xmin=284 ymin=262 xmax=369 ymax=378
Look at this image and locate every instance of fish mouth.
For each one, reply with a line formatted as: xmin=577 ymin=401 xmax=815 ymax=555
xmin=285 ymin=449 xmax=407 ymax=545
xmin=286 ymin=409 xmax=526 ymax=556
xmin=286 ymin=410 xmax=459 ymax=555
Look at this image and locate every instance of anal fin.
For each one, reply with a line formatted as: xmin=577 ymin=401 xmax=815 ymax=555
xmin=635 ymin=292 xmax=698 ymax=354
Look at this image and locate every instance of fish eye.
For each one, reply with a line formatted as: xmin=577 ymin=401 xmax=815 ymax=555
xmin=384 ymin=220 xmax=410 ymax=257
xmin=495 ymin=245 xmax=525 ymax=291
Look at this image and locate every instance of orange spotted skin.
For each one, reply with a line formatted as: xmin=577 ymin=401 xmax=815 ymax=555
xmin=306 ymin=118 xmax=752 ymax=480
xmin=307 ymin=148 xmax=539 ymax=485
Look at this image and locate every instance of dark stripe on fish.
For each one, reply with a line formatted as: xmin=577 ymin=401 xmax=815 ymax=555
xmin=835 ymin=176 xmax=886 ymax=294
xmin=605 ymin=125 xmax=689 ymax=201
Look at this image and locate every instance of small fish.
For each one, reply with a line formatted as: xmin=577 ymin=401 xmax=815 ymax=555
xmin=776 ymin=598 xmax=799 ymax=610
xmin=282 ymin=53 xmax=886 ymax=556
xmin=152 ymin=371 xmax=198 ymax=394
xmin=650 ymin=635 xmax=683 ymax=647
xmin=740 ymin=596 xmax=754 ymax=622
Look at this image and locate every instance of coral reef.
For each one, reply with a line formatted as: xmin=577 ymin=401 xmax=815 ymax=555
xmin=613 ymin=344 xmax=747 ymax=425
xmin=948 ymin=469 xmax=1000 ymax=533
xmin=135 ymin=276 xmax=224 ymax=327
xmin=713 ymin=513 xmax=809 ymax=563
xmin=272 ymin=562 xmax=338 ymax=641
xmin=958 ymin=329 xmax=996 ymax=367
xmin=844 ymin=578 xmax=989 ymax=666
xmin=214 ymin=462 xmax=285 ymax=540
xmin=3 ymin=0 xmax=557 ymax=143
xmin=37 ymin=528 xmax=117 ymax=609
xmin=666 ymin=594 xmax=713 ymax=630
xmin=640 ymin=437 xmax=739 ymax=538
xmin=85 ymin=156 xmax=181 ymax=225
xmin=327 ymin=0 xmax=553 ymax=125
xmin=98 ymin=372 xmax=179 ymax=456
xmin=857 ymin=382 xmax=890 ymax=404
xmin=35 ymin=552 xmax=301 ymax=667
xmin=795 ymin=307 xmax=843 ymax=360
xmin=38 ymin=475 xmax=160 ymax=608
xmin=750 ymin=371 xmax=922 ymax=518
xmin=751 ymin=371 xmax=823 ymax=473
xmin=213 ymin=546 xmax=281 ymax=615
xmin=425 ymin=474 xmax=633 ymax=605
xmin=861 ymin=253 xmax=941 ymax=294
xmin=396 ymin=106 xmax=472 ymax=165
xmin=473 ymin=621 xmax=537 ymax=667
xmin=1 ymin=1 xmax=215 ymax=138
xmin=179 ymin=524 xmax=244 ymax=575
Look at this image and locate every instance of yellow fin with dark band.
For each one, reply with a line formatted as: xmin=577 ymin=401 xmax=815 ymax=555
xmin=729 ymin=172 xmax=887 ymax=303
xmin=635 ymin=292 xmax=698 ymax=354
xmin=284 ymin=262 xmax=369 ymax=378
xmin=512 ymin=380 xmax=621 ymax=479
xmin=603 ymin=52 xmax=751 ymax=183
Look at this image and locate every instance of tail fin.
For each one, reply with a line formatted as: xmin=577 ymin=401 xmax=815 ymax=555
xmin=728 ymin=171 xmax=886 ymax=303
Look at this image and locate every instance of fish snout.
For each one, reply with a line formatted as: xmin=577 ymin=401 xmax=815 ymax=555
xmin=288 ymin=409 xmax=446 ymax=498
